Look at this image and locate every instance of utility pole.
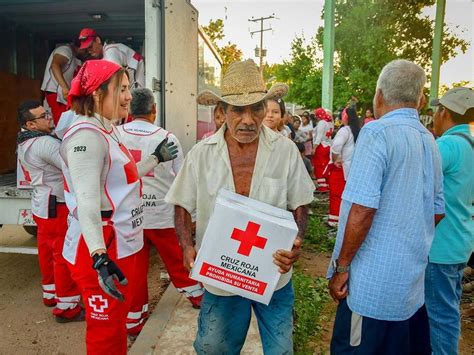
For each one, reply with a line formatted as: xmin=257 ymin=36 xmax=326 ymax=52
xmin=321 ymin=0 xmax=335 ymax=111
xmin=429 ymin=0 xmax=446 ymax=107
xmin=248 ymin=14 xmax=275 ymax=73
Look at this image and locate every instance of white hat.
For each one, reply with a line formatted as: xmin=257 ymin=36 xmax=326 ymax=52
xmin=431 ymin=87 xmax=474 ymax=115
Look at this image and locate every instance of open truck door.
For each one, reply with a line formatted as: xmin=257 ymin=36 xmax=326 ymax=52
xmin=0 ymin=0 xmax=200 ymax=234
xmin=141 ymin=0 xmax=199 ymax=153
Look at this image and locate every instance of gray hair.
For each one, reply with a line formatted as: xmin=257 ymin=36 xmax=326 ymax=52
xmin=376 ymin=59 xmax=426 ymax=106
xmin=130 ymin=88 xmax=155 ymax=116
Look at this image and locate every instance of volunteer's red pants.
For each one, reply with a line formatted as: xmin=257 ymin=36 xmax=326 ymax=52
xmin=312 ymin=145 xmax=330 ymax=192
xmin=68 ymin=225 xmax=142 ymax=355
xmin=33 ymin=204 xmax=81 ymax=318
xmin=327 ymin=166 xmax=346 ymax=225
xmin=127 ymin=228 xmax=204 ymax=335
xmin=45 ymin=92 xmax=67 ymax=126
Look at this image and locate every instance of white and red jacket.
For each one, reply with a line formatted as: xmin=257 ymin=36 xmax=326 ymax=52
xmin=60 ymin=121 xmax=144 ymax=264
xmin=103 ymin=43 xmax=144 ymax=89
xmin=312 ymin=120 xmax=333 ymax=148
xmin=117 ymin=120 xmax=184 ymax=229
xmin=17 ymin=136 xmax=64 ymax=218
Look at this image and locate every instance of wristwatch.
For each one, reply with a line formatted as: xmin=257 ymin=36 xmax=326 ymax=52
xmin=332 ymin=259 xmax=350 ymax=273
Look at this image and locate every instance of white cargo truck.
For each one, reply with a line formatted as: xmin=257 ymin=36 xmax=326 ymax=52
xmin=0 ymin=0 xmax=222 ymax=240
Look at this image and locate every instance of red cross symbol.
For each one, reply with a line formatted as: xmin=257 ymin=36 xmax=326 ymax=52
xmin=88 ymin=295 xmax=108 ymax=313
xmin=21 ymin=210 xmax=28 ymax=218
xmin=231 ymin=221 xmax=268 ymax=256
xmin=120 ymin=144 xmax=140 ymax=184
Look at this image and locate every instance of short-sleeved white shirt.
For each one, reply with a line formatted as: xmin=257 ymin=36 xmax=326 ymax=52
xmin=41 ymin=45 xmax=81 ymax=103
xmin=165 ymin=124 xmax=315 ymax=296
xmin=331 ymin=125 xmax=355 ymax=180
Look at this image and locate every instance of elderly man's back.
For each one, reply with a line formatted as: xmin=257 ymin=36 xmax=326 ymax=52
xmin=333 ymin=107 xmax=443 ymax=320
xmin=328 ymin=59 xmax=444 ymax=354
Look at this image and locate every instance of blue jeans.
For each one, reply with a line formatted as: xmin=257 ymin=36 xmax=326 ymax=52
xmin=425 ymin=262 xmax=466 ymax=355
xmin=193 ymin=281 xmax=294 ymax=355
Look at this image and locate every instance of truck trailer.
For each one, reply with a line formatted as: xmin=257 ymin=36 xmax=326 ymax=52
xmin=0 ymin=0 xmax=222 ymax=239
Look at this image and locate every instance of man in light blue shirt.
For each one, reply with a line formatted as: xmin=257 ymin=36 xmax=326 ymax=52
xmin=425 ymin=87 xmax=474 ymax=355
xmin=328 ymin=59 xmax=445 ymax=354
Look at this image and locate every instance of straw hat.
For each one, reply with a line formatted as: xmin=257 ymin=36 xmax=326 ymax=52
xmin=197 ymin=59 xmax=288 ymax=106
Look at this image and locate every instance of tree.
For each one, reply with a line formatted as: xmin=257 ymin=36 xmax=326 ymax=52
xmin=319 ymin=0 xmax=469 ymax=108
xmin=438 ymin=80 xmax=472 ymax=96
xmin=272 ymin=1 xmax=469 ymax=111
xmin=202 ymin=19 xmax=243 ymax=73
xmin=270 ymin=36 xmax=323 ymax=108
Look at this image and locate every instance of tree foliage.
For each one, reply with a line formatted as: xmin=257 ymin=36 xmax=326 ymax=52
xmin=272 ymin=0 xmax=469 ymax=111
xmin=202 ymin=19 xmax=243 ymax=73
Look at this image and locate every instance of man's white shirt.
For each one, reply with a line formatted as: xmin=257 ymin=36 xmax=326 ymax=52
xmin=41 ymin=45 xmax=81 ymax=104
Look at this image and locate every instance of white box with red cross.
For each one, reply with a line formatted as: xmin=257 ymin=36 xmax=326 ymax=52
xmin=190 ymin=189 xmax=298 ymax=305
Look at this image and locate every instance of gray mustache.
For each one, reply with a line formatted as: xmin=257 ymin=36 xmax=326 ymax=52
xmin=236 ymin=126 xmax=257 ymax=132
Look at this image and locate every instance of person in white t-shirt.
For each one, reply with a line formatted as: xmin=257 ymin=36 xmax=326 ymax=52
xmin=78 ymin=28 xmax=145 ymax=89
xmin=299 ymin=112 xmax=313 ymax=156
xmin=327 ymin=107 xmax=360 ymax=227
xmin=117 ymin=88 xmax=204 ymax=337
xmin=41 ymin=43 xmax=83 ymax=125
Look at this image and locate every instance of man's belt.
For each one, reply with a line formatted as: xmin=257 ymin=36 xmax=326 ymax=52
xmin=101 ymin=210 xmax=113 ymax=219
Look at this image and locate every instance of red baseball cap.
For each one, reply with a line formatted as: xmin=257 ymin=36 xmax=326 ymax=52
xmin=78 ymin=28 xmax=97 ymax=49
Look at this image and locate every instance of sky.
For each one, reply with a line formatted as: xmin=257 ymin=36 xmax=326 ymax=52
xmin=192 ymin=0 xmax=473 ymax=86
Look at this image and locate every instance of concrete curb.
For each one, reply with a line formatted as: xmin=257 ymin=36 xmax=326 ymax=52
xmin=129 ymin=285 xmax=181 ymax=355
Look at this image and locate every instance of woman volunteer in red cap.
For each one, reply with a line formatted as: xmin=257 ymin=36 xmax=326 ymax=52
xmin=59 ymin=60 xmax=177 ymax=354
xmin=312 ymin=108 xmax=334 ymax=192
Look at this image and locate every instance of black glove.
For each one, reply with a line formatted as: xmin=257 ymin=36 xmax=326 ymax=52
xmin=152 ymin=138 xmax=178 ymax=162
xmin=92 ymin=253 xmax=128 ymax=301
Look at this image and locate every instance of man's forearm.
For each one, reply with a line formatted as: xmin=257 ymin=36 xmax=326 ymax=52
xmin=293 ymin=205 xmax=309 ymax=241
xmin=337 ymin=203 xmax=376 ymax=266
xmin=51 ymin=62 xmax=69 ymax=90
xmin=174 ymin=205 xmax=194 ymax=249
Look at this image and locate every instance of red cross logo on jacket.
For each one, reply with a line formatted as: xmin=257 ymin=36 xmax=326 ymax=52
xmin=231 ymin=221 xmax=268 ymax=256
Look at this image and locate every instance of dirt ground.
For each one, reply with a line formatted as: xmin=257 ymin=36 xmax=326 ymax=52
xmin=0 ymin=225 xmax=166 ymax=354
xmin=298 ymin=249 xmax=474 ymax=354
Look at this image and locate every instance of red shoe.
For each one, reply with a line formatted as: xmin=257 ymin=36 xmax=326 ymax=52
xmin=43 ymin=298 xmax=57 ymax=307
xmin=54 ymin=307 xmax=85 ymax=323
xmin=189 ymin=295 xmax=203 ymax=309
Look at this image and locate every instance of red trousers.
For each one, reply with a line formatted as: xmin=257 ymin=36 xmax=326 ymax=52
xmin=327 ymin=166 xmax=346 ymax=224
xmin=33 ymin=204 xmax=81 ymax=318
xmin=312 ymin=145 xmax=330 ymax=192
xmin=127 ymin=228 xmax=204 ymax=335
xmin=68 ymin=225 xmax=142 ymax=355
xmin=45 ymin=92 xmax=67 ymax=126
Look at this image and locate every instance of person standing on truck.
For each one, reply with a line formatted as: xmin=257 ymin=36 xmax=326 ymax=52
xmin=78 ymin=28 xmax=145 ymax=89
xmin=16 ymin=101 xmax=84 ymax=322
xmin=117 ymin=88 xmax=204 ymax=337
xmin=60 ymin=60 xmax=177 ymax=354
xmin=41 ymin=42 xmax=83 ymax=125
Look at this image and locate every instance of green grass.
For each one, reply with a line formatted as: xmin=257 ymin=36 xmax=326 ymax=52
xmin=304 ymin=200 xmax=336 ymax=253
xmin=293 ymin=271 xmax=330 ymax=354
xmin=291 ymin=199 xmax=336 ymax=353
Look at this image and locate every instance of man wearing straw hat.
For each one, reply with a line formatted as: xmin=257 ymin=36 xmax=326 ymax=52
xmin=166 ymin=59 xmax=315 ymax=353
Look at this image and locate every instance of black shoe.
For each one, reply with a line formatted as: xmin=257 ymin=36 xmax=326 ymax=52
xmin=55 ymin=308 xmax=85 ymax=323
